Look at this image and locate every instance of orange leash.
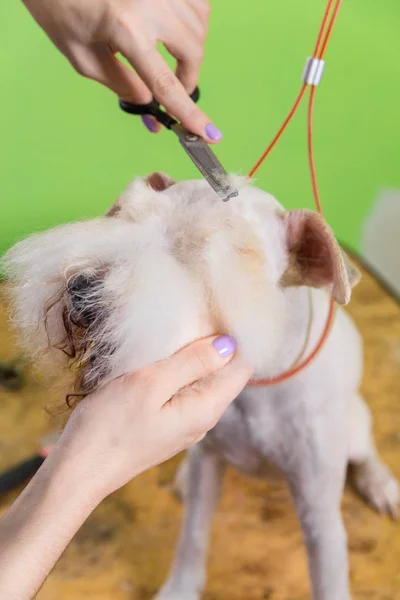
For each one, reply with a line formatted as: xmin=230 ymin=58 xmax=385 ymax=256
xmin=248 ymin=0 xmax=343 ymax=387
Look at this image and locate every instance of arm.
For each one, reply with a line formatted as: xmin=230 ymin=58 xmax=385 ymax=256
xmin=0 ymin=449 xmax=97 ymax=600
xmin=0 ymin=335 xmax=252 ymax=600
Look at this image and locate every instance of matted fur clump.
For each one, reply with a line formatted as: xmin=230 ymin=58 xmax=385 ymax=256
xmin=1 ymin=173 xmax=358 ymax=406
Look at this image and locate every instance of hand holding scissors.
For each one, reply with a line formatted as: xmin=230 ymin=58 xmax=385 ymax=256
xmin=23 ymin=0 xmax=220 ymax=141
xmin=119 ymin=88 xmax=238 ymax=201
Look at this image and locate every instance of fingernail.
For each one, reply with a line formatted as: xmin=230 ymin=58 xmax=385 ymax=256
xmin=205 ymin=123 xmax=223 ymax=141
xmin=141 ymin=115 xmax=158 ymax=133
xmin=212 ymin=335 xmax=237 ymax=357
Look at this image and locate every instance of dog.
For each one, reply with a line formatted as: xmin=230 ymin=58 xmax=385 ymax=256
xmin=2 ymin=172 xmax=399 ymax=600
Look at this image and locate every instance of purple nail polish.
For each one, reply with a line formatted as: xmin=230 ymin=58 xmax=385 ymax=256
xmin=205 ymin=123 xmax=223 ymax=141
xmin=141 ymin=115 xmax=158 ymax=133
xmin=212 ymin=335 xmax=237 ymax=357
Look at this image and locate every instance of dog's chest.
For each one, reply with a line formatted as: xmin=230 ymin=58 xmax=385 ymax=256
xmin=203 ymin=386 xmax=304 ymax=477
xmin=202 ymin=305 xmax=362 ymax=478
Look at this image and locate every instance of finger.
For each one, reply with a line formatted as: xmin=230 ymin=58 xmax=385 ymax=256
xmin=164 ymin=38 xmax=203 ymax=95
xmin=175 ymin=57 xmax=201 ymax=94
xmin=187 ymin=0 xmax=211 ymax=23
xmin=69 ymin=45 xmax=162 ymax=133
xmin=116 ymin=40 xmax=222 ymax=142
xmin=168 ymin=3 xmax=208 ymax=41
xmin=170 ymin=353 xmax=254 ymax=432
xmin=141 ymin=114 xmax=163 ymax=134
xmin=154 ymin=335 xmax=238 ymax=401
xmin=67 ymin=44 xmax=153 ymax=105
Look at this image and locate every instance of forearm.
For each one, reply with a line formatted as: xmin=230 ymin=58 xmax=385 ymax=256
xmin=0 ymin=335 xmax=249 ymax=599
xmin=0 ymin=449 xmax=99 ymax=600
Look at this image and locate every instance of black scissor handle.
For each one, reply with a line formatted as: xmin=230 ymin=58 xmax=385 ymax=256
xmin=119 ymin=97 xmax=175 ymax=128
xmin=119 ymin=87 xmax=200 ymax=129
xmin=190 ymin=86 xmax=200 ymax=103
xmin=119 ymin=97 xmax=159 ymax=116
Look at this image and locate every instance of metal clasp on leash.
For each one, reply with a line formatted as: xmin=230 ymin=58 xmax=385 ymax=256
xmin=302 ymin=57 xmax=326 ymax=86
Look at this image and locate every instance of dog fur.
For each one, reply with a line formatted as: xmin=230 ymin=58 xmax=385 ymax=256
xmin=2 ymin=173 xmax=399 ymax=600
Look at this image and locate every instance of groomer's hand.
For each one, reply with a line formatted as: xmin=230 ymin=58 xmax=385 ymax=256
xmin=0 ymin=335 xmax=251 ymax=600
xmin=58 ymin=335 xmax=252 ymax=500
xmin=23 ymin=0 xmax=222 ymax=142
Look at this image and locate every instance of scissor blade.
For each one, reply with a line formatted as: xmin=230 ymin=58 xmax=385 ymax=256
xmin=172 ymin=124 xmax=238 ymax=202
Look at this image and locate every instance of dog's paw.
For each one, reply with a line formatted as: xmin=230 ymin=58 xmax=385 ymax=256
xmin=352 ymin=458 xmax=400 ymax=519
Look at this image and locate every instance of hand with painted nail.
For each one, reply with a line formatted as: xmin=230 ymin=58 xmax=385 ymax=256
xmin=0 ymin=335 xmax=251 ymax=599
xmin=59 ymin=334 xmax=251 ymax=499
xmin=23 ymin=0 xmax=223 ymax=142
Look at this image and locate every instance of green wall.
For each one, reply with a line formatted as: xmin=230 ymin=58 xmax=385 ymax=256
xmin=1 ymin=0 xmax=399 ymax=257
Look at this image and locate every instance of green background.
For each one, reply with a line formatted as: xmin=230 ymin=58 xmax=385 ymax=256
xmin=1 ymin=0 xmax=399 ymax=258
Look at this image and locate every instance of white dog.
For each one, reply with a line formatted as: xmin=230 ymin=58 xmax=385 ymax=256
xmin=3 ymin=173 xmax=399 ymax=600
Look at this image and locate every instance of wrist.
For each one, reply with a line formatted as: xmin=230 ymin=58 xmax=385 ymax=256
xmin=44 ymin=440 xmax=107 ymax=510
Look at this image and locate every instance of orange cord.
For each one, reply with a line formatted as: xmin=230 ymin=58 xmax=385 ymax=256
xmin=308 ymin=86 xmax=323 ymax=215
xmin=318 ymin=0 xmax=343 ymax=59
xmin=311 ymin=0 xmax=335 ymax=57
xmin=248 ymin=299 xmax=336 ymax=387
xmin=248 ymin=84 xmax=307 ymax=179
xmin=248 ymin=0 xmax=343 ymax=387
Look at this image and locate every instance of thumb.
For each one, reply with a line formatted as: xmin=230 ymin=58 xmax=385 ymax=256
xmin=174 ymin=353 xmax=254 ymax=432
xmin=155 ymin=335 xmax=238 ymax=400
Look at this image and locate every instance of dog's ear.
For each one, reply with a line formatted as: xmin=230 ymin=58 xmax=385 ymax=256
xmin=280 ymin=210 xmax=360 ymax=305
xmin=106 ymin=172 xmax=176 ymax=217
xmin=144 ymin=172 xmax=176 ymax=191
xmin=1 ymin=219 xmax=129 ymax=405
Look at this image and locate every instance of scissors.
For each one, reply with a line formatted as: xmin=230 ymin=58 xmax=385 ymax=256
xmin=119 ymin=87 xmax=238 ymax=202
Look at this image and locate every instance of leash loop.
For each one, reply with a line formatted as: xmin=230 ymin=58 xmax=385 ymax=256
xmin=248 ymin=0 xmax=344 ymax=387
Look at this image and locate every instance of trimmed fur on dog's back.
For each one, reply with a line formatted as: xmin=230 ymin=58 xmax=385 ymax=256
xmin=2 ymin=176 xmax=291 ymax=403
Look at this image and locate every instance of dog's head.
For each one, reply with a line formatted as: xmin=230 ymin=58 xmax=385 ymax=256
xmin=2 ymin=173 xmax=359 ymax=404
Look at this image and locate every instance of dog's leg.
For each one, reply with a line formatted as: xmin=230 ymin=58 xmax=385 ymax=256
xmin=286 ymin=435 xmax=351 ymax=600
xmin=172 ymin=456 xmax=189 ymax=502
xmin=154 ymin=444 xmax=225 ymax=600
xmin=348 ymin=392 xmax=399 ymax=518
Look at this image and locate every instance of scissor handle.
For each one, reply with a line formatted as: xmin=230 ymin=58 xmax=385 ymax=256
xmin=119 ymin=97 xmax=159 ymax=116
xmin=190 ymin=86 xmax=200 ymax=103
xmin=119 ymin=87 xmax=200 ymax=129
